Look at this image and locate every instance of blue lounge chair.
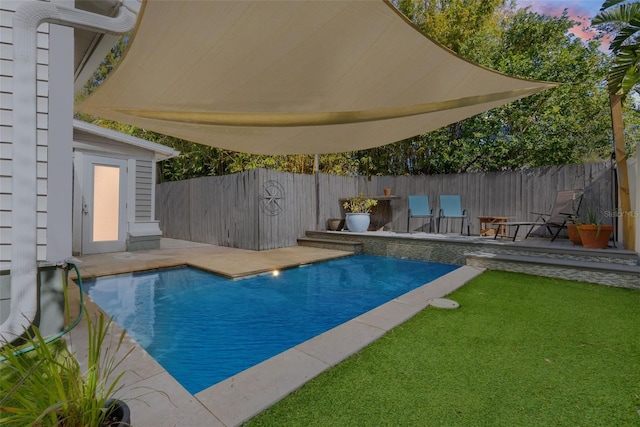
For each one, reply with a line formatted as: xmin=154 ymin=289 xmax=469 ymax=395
xmin=407 ymin=195 xmax=433 ymax=232
xmin=438 ymin=195 xmax=469 ymax=235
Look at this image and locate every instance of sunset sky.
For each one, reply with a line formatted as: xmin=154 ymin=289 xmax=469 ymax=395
xmin=516 ymin=0 xmax=607 ymax=48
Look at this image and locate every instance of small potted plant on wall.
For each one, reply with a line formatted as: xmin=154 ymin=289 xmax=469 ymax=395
xmin=0 ymin=312 xmax=132 ymax=426
xmin=577 ymin=204 xmax=614 ymax=249
xmin=343 ymin=193 xmax=378 ymax=232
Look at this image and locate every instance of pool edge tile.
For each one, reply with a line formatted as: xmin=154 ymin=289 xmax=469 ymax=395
xmin=355 ymin=299 xmax=423 ymax=331
xmin=396 ymin=265 xmax=484 ymax=306
xmin=195 ymin=348 xmax=329 ymax=427
xmin=296 ymin=320 xmax=387 ymax=366
xmin=125 ymin=371 xmax=226 ymax=427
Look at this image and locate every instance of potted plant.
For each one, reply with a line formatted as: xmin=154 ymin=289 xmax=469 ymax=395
xmin=577 ymin=204 xmax=613 ymax=249
xmin=343 ymin=193 xmax=378 ymax=232
xmin=0 ymin=312 xmax=132 ymax=426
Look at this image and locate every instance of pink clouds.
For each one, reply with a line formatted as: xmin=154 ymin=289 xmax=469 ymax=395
xmin=516 ymin=0 xmax=611 ymax=50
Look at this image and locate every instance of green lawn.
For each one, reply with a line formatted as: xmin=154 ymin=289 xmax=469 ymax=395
xmin=246 ymin=271 xmax=640 ymax=426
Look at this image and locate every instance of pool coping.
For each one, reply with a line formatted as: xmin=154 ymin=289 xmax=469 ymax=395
xmin=68 ymin=247 xmax=484 ymax=426
xmin=195 ymin=265 xmax=484 ymax=426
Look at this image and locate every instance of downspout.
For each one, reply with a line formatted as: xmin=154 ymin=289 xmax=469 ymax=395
xmin=1 ymin=0 xmax=138 ymax=344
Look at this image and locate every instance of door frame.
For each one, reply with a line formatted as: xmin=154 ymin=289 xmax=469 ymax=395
xmin=80 ymin=154 xmax=128 ymax=254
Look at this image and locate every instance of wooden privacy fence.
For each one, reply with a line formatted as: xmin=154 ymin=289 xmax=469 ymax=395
xmin=156 ymin=162 xmax=615 ymax=250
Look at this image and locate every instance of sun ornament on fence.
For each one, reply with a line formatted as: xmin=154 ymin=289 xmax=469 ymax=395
xmin=259 ymin=180 xmax=285 ymax=216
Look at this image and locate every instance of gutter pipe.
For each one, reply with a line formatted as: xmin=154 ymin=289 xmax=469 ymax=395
xmin=1 ymin=0 xmax=138 ymax=344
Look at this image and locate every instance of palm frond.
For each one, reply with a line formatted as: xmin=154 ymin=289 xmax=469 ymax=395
xmin=607 ymin=46 xmax=640 ymax=95
xmin=592 ymin=2 xmax=640 ymax=28
xmin=610 ymin=22 xmax=640 ymax=53
xmin=600 ymin=0 xmax=627 ymax=12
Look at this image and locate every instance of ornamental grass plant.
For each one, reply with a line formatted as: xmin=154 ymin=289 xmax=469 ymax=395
xmin=247 ymin=271 xmax=640 ymax=426
xmin=0 ymin=313 xmax=132 ymax=427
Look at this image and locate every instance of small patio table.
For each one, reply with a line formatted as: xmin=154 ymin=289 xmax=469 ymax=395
xmin=478 ymin=216 xmax=513 ymax=237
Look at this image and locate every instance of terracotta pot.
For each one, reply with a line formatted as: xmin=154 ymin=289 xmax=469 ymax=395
xmin=578 ymin=224 xmax=613 ymax=249
xmin=327 ymin=218 xmax=342 ymax=231
xmin=383 ymin=188 xmax=392 ymax=196
xmin=567 ymin=223 xmax=582 ymax=245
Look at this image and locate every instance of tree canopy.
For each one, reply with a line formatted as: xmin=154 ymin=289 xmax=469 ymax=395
xmin=78 ymin=1 xmax=637 ymax=180
xmin=354 ymin=2 xmax=619 ymax=175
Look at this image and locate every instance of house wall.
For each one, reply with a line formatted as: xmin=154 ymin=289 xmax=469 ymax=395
xmin=0 ymin=1 xmax=51 ymax=273
xmin=0 ymin=3 xmax=14 ymax=322
xmin=0 ymin=1 xmax=73 ymax=332
xmin=0 ymin=1 xmax=51 ymax=325
xmin=135 ymin=159 xmax=153 ymax=221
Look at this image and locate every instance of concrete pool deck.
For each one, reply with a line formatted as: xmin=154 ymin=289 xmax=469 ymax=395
xmin=67 ymin=239 xmax=484 ymax=426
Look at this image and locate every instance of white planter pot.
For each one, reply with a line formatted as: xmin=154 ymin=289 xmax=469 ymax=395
xmin=345 ymin=213 xmax=370 ymax=232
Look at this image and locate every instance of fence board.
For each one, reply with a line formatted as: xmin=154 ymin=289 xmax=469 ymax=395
xmin=156 ymin=180 xmax=190 ymax=240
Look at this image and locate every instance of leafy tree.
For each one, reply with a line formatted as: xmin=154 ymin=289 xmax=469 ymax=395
xmin=354 ymin=4 xmax=615 ymax=175
xmin=395 ymin=0 xmax=506 ymax=57
xmin=487 ymin=9 xmax=613 ymax=166
xmin=76 ymin=36 xmax=129 ymax=100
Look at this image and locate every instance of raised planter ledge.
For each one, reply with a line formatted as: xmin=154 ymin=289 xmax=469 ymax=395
xmin=466 ymin=252 xmax=640 ymax=290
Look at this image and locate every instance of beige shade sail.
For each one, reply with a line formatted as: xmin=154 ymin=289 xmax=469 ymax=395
xmin=76 ymin=0 xmax=558 ymax=155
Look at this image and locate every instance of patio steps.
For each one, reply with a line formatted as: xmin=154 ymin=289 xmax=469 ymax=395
xmin=489 ymin=239 xmax=638 ymax=266
xmin=297 ymin=237 xmax=363 ymax=254
xmin=466 ymin=252 xmax=640 ymax=289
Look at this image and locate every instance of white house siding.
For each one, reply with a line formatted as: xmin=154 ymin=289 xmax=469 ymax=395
xmin=0 ymin=0 xmax=73 ymax=325
xmin=135 ymin=159 xmax=153 ymax=221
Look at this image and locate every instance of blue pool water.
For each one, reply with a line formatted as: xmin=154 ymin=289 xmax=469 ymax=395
xmin=84 ymin=255 xmax=457 ymax=394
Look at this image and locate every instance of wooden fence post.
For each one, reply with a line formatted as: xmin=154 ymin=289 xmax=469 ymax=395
xmin=610 ymin=93 xmax=635 ymax=251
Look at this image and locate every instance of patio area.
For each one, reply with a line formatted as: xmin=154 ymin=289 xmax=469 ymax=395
xmin=67 ymin=238 xmax=483 ymax=426
xmin=300 ymin=229 xmax=640 ymax=289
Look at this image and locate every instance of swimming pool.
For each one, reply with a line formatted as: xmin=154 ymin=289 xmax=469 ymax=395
xmin=84 ymin=254 xmax=458 ymax=394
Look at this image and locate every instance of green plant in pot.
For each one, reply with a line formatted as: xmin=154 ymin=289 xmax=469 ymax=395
xmin=577 ymin=203 xmax=614 ymax=249
xmin=343 ymin=193 xmax=378 ymax=232
xmin=0 ymin=312 xmax=132 ymax=426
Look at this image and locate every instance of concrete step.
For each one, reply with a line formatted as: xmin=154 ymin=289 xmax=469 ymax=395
xmin=490 ymin=243 xmax=638 ymax=266
xmin=297 ymin=237 xmax=363 ymax=254
xmin=466 ymin=252 xmax=640 ymax=289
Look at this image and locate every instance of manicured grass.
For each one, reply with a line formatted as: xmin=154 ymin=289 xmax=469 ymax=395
xmin=246 ymin=271 xmax=640 ymax=426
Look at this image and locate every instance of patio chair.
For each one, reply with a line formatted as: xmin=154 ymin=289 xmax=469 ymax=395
xmin=494 ymin=189 xmax=583 ymax=242
xmin=437 ymin=195 xmax=469 ymax=235
xmin=407 ymin=195 xmax=433 ymax=232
